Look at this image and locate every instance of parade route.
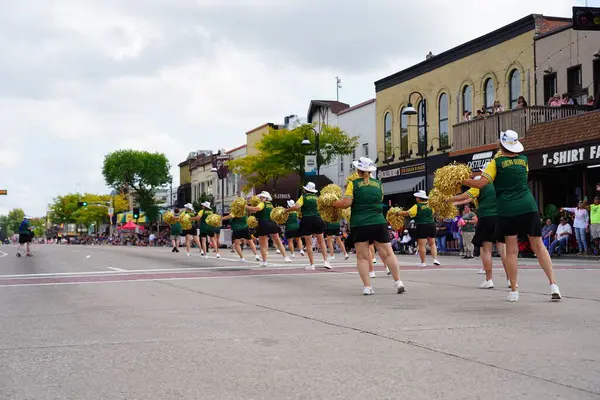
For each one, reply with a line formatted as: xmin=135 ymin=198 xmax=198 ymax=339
xmin=1 ymin=245 xmax=600 ymax=399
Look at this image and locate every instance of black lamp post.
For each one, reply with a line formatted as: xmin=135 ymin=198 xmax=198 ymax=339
xmin=301 ymin=126 xmax=320 ymax=177
xmin=403 ymin=92 xmax=428 ymax=192
xmin=211 ymin=151 xmax=229 ymax=216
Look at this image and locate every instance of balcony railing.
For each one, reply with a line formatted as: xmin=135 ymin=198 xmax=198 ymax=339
xmin=452 ymin=106 xmax=591 ymax=151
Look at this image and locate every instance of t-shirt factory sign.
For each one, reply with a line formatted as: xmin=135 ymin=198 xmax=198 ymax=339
xmin=529 ymin=143 xmax=600 ymax=170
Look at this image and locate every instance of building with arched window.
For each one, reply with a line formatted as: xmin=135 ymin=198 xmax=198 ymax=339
xmin=374 ymin=14 xmax=570 ymax=206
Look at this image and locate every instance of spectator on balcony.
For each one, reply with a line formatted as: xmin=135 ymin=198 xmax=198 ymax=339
xmin=492 ymin=100 xmax=505 ymax=113
xmin=474 ymin=109 xmax=484 ymax=119
xmin=517 ymin=96 xmax=528 ymax=108
xmin=587 ymin=96 xmax=595 ymax=106
xmin=560 ymin=93 xmax=574 ymax=105
xmin=548 ymin=93 xmax=562 ymax=107
xmin=462 ymin=111 xmax=472 ymax=121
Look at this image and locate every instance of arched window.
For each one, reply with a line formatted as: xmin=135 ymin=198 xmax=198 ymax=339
xmin=400 ymin=108 xmax=409 ymax=156
xmin=509 ymin=69 xmax=521 ymax=109
xmin=417 ymin=101 xmax=426 ymax=155
xmin=438 ymin=93 xmax=449 ymax=149
xmin=484 ymin=78 xmax=495 ymax=111
xmin=384 ymin=112 xmax=392 ymax=158
xmin=462 ymin=85 xmax=472 ymax=114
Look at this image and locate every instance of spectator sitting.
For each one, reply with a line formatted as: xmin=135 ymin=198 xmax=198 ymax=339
xmin=549 ymin=218 xmax=572 ymax=256
xmin=517 ymin=96 xmax=528 ymax=108
xmin=548 ymin=93 xmax=562 ymax=107
xmin=541 ymin=218 xmax=556 ymax=249
xmin=560 ymin=93 xmax=574 ymax=105
xmin=492 ymin=100 xmax=505 ymax=113
xmin=399 ymin=230 xmax=413 ymax=254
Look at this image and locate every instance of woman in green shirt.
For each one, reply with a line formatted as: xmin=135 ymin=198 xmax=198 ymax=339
xmin=285 ymin=200 xmax=305 ymax=258
xmin=399 ymin=190 xmax=441 ymax=268
xmin=222 ymin=211 xmax=260 ymax=262
xmin=463 ymin=130 xmax=560 ymax=302
xmin=170 ymin=208 xmax=183 ymax=253
xmin=246 ymin=191 xmax=291 ymax=267
xmin=333 ymin=157 xmax=405 ymax=296
xmin=197 ymin=202 xmax=219 ymax=258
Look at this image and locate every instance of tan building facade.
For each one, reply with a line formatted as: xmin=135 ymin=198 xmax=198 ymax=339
xmin=246 ymin=123 xmax=279 ymax=156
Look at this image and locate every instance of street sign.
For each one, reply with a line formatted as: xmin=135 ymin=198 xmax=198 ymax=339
xmin=305 ymin=155 xmax=317 ymax=176
xmin=0 ymin=190 xmax=7 ymax=195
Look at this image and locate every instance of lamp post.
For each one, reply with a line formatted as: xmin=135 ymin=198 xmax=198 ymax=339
xmin=301 ymin=126 xmax=320 ymax=177
xmin=211 ymin=151 xmax=230 ymax=216
xmin=168 ymin=176 xmax=173 ymax=208
xmin=403 ymin=92 xmax=428 ymax=192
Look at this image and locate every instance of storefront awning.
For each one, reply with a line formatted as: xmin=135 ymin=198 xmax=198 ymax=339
xmin=383 ymin=176 xmax=425 ymax=195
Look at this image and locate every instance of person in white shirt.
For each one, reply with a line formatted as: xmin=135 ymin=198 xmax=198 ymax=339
xmin=549 ymin=218 xmax=572 ymax=256
xmin=399 ymin=230 xmax=412 ymax=254
xmin=560 ymin=202 xmax=589 ymax=255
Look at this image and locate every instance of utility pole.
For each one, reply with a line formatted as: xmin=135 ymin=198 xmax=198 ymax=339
xmin=335 ymin=76 xmax=342 ymax=101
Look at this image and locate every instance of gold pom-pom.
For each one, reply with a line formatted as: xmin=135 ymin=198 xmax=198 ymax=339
xmin=248 ymin=196 xmax=261 ymax=207
xmin=206 ymin=213 xmax=222 ymax=228
xmin=318 ymin=192 xmax=339 ymax=207
xmin=321 ymin=184 xmax=342 ymax=198
xmin=428 ymin=189 xmax=458 ymax=220
xmin=230 ymin=197 xmax=247 ymax=218
xmin=270 ymin=207 xmax=289 ymax=225
xmin=179 ymin=213 xmax=192 ymax=230
xmin=317 ymin=191 xmax=341 ymax=223
xmin=345 ymin=171 xmax=360 ymax=185
xmin=163 ymin=211 xmax=177 ymax=225
xmin=433 ymin=162 xmax=472 ymax=196
xmin=341 ymin=207 xmax=351 ymax=222
xmin=386 ymin=207 xmax=405 ymax=231
xmin=247 ymin=216 xmax=258 ymax=228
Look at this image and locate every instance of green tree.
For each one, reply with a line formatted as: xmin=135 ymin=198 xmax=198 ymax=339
xmin=49 ymin=194 xmax=80 ymax=224
xmin=227 ymin=154 xmax=288 ymax=194
xmin=0 ymin=214 xmax=12 ymax=236
xmin=192 ymin=193 xmax=216 ymax=212
xmin=29 ymin=218 xmax=46 ymax=238
xmin=7 ymin=208 xmax=25 ymax=233
xmin=257 ymin=124 xmax=358 ymax=182
xmin=102 ymin=150 xmax=171 ymax=223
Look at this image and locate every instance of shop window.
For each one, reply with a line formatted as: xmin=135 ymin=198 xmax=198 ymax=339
xmin=509 ymin=69 xmax=521 ymax=109
xmin=384 ymin=112 xmax=392 ymax=158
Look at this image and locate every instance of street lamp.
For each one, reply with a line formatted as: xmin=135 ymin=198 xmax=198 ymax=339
xmin=429 ymin=137 xmax=452 ymax=153
xmin=301 ymin=126 xmax=320 ymax=176
xmin=212 ymin=151 xmax=229 ymax=216
xmin=403 ymin=92 xmax=429 ymax=192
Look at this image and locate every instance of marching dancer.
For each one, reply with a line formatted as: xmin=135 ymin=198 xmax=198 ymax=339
xmin=463 ymin=130 xmax=561 ymax=302
xmin=285 ymin=200 xmax=304 ymax=257
xmin=286 ymin=182 xmax=331 ymax=270
xmin=246 ymin=191 xmax=291 ymax=267
xmin=449 ymin=170 xmax=509 ymax=289
xmin=325 ymin=219 xmax=349 ymax=261
xmin=398 ymin=191 xmax=441 ymax=267
xmin=198 ymin=202 xmax=219 ymax=258
xmin=170 ymin=208 xmax=182 ymax=252
xmin=221 ymin=212 xmax=260 ymax=262
xmin=182 ymin=203 xmax=202 ymax=256
xmin=333 ymin=157 xmax=405 ymax=295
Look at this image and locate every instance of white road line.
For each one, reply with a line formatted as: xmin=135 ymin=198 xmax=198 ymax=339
xmin=106 ymin=267 xmax=128 ymax=272
xmin=0 ymin=251 xmax=8 ymax=258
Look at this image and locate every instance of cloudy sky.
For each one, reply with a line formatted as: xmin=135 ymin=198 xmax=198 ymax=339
xmin=0 ymin=0 xmax=592 ymax=216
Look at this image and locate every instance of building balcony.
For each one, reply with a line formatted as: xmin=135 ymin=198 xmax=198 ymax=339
xmin=452 ymin=106 xmax=591 ymax=152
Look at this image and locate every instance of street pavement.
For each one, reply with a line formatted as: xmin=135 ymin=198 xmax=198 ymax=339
xmin=1 ymin=244 xmax=599 ymax=400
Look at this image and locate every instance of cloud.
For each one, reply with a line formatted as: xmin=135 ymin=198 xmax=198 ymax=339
xmin=0 ymin=0 xmax=579 ymax=216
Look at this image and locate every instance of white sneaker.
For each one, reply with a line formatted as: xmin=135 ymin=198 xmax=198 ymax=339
xmin=344 ymin=253 xmax=349 ymax=260
xmin=478 ymin=268 xmax=486 ymax=274
xmin=433 ymin=259 xmax=441 ymax=266
xmin=363 ymin=287 xmax=375 ymax=295
xmin=255 ymin=255 xmax=261 ymax=261
xmin=507 ymin=280 xmax=519 ymax=289
xmin=369 ymin=271 xmax=376 ymax=278
xmin=258 ymin=261 xmax=267 ymax=267
xmin=216 ymin=253 xmax=220 ymax=259
xmin=395 ymin=280 xmax=406 ymax=294
xmin=300 ymin=250 xmax=305 ymax=256
xmin=507 ymin=291 xmax=519 ymax=302
xmin=240 ymin=258 xmax=246 ymax=262
xmin=328 ymin=255 xmax=335 ymax=261
xmin=372 ymin=258 xmax=377 ymax=263
xmin=324 ymin=261 xmax=332 ymax=270
xmin=276 ymin=249 xmax=281 ymax=254
xmin=417 ymin=262 xmax=426 ymax=268
xmin=284 ymin=257 xmax=292 ymax=263
xmin=480 ymin=279 xmax=494 ymax=289
xmin=550 ymin=284 xmax=562 ymax=301
xmin=291 ymin=253 xmax=295 ymax=258
xmin=200 ymin=251 xmax=205 ymax=256
xmin=305 ymin=265 xmax=315 ymax=270
xmin=186 ymin=252 xmax=190 ymax=257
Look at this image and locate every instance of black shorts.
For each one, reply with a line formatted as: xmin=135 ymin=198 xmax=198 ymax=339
xmin=182 ymin=228 xmax=198 ymax=236
xmin=285 ymin=229 xmax=300 ymax=239
xmin=325 ymin=228 xmax=341 ymax=237
xmin=18 ymin=234 xmax=31 ymax=244
xmin=200 ymin=230 xmax=214 ymax=238
xmin=256 ymin=220 xmax=280 ymax=237
xmin=299 ymin=216 xmax=325 ymax=236
xmin=351 ymin=224 xmax=390 ymax=244
xmin=496 ymin=211 xmax=542 ymax=237
xmin=414 ymin=223 xmax=436 ymax=239
xmin=232 ymin=229 xmax=250 ymax=240
xmin=472 ymin=216 xmax=505 ymax=246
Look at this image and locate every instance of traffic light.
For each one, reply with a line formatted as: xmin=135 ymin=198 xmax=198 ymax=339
xmin=132 ymin=207 xmax=140 ymax=219
xmin=573 ymin=6 xmax=600 ymax=31
xmin=77 ymin=201 xmax=88 ymax=208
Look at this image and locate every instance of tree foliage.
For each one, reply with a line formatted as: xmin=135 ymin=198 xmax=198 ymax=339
xmin=7 ymin=208 xmax=25 ymax=233
xmin=29 ymin=218 xmax=46 ymax=237
xmin=49 ymin=193 xmax=129 ymax=227
xmin=227 ymin=154 xmax=288 ymax=193
xmin=256 ymin=124 xmax=358 ymax=181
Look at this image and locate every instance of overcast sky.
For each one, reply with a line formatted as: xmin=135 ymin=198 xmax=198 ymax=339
xmin=0 ymin=0 xmax=592 ymax=216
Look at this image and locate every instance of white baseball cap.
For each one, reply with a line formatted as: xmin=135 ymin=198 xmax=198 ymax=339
xmin=499 ymin=130 xmax=524 ymax=153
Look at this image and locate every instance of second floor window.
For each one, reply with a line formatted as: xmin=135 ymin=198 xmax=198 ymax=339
xmin=362 ymin=143 xmax=369 ymax=158
xmin=384 ymin=112 xmax=392 ymax=158
xmin=400 ymin=108 xmax=409 ymax=156
xmin=462 ymin=85 xmax=473 ymax=113
xmin=417 ymin=101 xmax=426 ymax=156
xmin=484 ymin=78 xmax=495 ymax=111
xmin=509 ymin=69 xmax=521 ymax=109
xmin=438 ymin=93 xmax=449 ymax=149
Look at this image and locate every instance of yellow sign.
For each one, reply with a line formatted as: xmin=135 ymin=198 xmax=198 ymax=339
xmin=0 ymin=190 xmax=6 ymax=195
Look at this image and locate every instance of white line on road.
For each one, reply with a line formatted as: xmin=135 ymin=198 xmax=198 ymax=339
xmin=106 ymin=267 xmax=128 ymax=272
xmin=0 ymin=251 xmax=8 ymax=258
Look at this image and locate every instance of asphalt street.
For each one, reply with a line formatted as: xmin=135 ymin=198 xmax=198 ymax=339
xmin=1 ymin=244 xmax=599 ymax=400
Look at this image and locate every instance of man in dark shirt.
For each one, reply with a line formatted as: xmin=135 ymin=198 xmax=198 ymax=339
xmin=541 ymin=219 xmax=557 ymax=249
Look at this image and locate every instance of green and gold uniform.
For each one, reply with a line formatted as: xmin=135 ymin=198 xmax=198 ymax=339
xmin=408 ymin=201 xmax=435 ymax=239
xmin=297 ymin=192 xmax=325 ymax=235
xmin=296 ymin=194 xmax=319 ymax=217
xmin=255 ymin=201 xmax=280 ymax=236
xmin=344 ymin=177 xmax=389 ymax=243
xmin=198 ymin=209 xmax=215 ymax=237
xmin=466 ymin=183 xmax=504 ymax=245
xmin=230 ymin=216 xmax=248 ymax=231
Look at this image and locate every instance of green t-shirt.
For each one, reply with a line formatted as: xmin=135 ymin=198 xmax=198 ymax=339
xmin=286 ymin=212 xmax=299 ymax=231
xmin=327 ymin=221 xmax=341 ymax=230
xmin=461 ymin=212 xmax=476 ymax=232
xmin=255 ymin=201 xmax=274 ymax=221
xmin=170 ymin=222 xmax=182 ymax=236
xmin=467 ymin=183 xmax=497 ymax=217
xmin=483 ymin=154 xmax=538 ymax=217
xmin=300 ymin=194 xmax=319 ymax=217
xmin=200 ymin=209 xmax=213 ymax=233
xmin=410 ymin=202 xmax=434 ymax=225
xmin=347 ymin=178 xmax=386 ymax=228
xmin=230 ymin=216 xmax=248 ymax=231
xmin=590 ymin=204 xmax=600 ymax=224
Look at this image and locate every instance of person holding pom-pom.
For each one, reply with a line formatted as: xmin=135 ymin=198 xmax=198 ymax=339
xmin=221 ymin=211 xmax=260 ymax=262
xmin=333 ymin=157 xmax=405 ymax=296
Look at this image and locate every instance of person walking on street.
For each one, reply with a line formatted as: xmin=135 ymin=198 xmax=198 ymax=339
xmin=16 ymin=217 xmax=33 ymax=257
